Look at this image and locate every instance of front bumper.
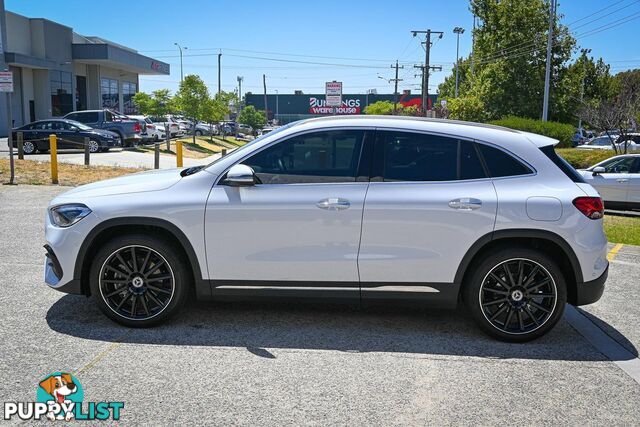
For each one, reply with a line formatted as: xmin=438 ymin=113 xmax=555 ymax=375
xmin=44 ymin=244 xmax=83 ymax=294
xmin=573 ymin=264 xmax=608 ymax=306
xmin=104 ymin=138 xmax=122 ymax=148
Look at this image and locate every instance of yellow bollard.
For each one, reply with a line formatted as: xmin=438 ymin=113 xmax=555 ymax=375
xmin=176 ymin=140 xmax=183 ymax=167
xmin=50 ymin=134 xmax=59 ymax=184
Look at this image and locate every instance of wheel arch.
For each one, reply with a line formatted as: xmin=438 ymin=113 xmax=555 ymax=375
xmin=74 ymin=217 xmax=210 ymax=299
xmin=455 ymin=229 xmax=583 ymax=305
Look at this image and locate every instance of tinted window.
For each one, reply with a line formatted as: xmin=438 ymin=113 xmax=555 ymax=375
xmin=242 ymin=130 xmax=364 ymax=184
xmin=597 ymin=157 xmax=636 ymax=173
xmin=539 ymin=145 xmax=585 ymax=183
xmin=381 ymin=132 xmax=486 ymax=182
xmin=478 ymin=144 xmax=532 ymax=177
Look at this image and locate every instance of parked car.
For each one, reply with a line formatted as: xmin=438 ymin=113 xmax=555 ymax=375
xmin=615 ymin=133 xmax=640 ymax=152
xmin=63 ymin=109 xmax=142 ymax=147
xmin=578 ymin=154 xmax=640 ymax=211
xmin=11 ymin=119 xmax=121 ymax=154
xmin=148 ymin=115 xmax=183 ymax=137
xmin=577 ymin=135 xmax=615 ymax=150
xmin=129 ymin=115 xmax=165 ymax=142
xmin=193 ymin=122 xmax=216 ymax=136
xmin=236 ymin=124 xmax=253 ymax=136
xmin=43 ymin=116 xmax=608 ymax=342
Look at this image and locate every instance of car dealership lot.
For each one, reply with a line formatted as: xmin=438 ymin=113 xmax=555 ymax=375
xmin=1 ymin=185 xmax=640 ymax=425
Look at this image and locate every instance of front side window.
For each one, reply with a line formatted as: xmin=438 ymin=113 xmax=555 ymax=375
xmin=597 ymin=157 xmax=637 ymax=173
xmin=380 ymin=132 xmax=486 ymax=182
xmin=242 ymin=130 xmax=365 ymax=184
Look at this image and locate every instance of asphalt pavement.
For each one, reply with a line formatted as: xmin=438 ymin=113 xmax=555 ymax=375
xmin=1 ymin=185 xmax=639 ymax=425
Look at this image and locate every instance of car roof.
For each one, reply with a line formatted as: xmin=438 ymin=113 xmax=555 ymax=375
xmin=289 ymin=115 xmax=557 ymax=147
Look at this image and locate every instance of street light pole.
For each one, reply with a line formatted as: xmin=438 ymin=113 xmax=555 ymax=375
xmin=174 ymin=43 xmax=187 ymax=82
xmin=453 ymin=27 xmax=465 ymax=98
xmin=542 ymin=0 xmax=557 ymax=121
xmin=578 ymin=48 xmax=591 ymax=130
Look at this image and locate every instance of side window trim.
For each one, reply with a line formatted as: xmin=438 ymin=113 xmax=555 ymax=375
xmin=216 ymin=127 xmax=376 ymax=186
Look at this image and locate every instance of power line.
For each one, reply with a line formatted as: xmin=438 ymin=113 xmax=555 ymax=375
xmin=566 ymin=0 xmax=629 ymax=26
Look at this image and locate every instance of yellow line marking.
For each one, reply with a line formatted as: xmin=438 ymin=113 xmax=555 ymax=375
xmin=74 ymin=331 xmax=130 ymax=378
xmin=607 ymin=243 xmax=624 ymax=262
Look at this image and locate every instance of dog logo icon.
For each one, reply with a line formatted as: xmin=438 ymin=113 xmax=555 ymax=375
xmin=37 ymin=372 xmax=83 ymax=421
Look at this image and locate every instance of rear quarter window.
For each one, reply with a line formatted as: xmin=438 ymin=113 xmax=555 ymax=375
xmin=539 ymin=145 xmax=585 ymax=183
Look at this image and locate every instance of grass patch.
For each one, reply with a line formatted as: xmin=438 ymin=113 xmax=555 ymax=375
xmin=0 ymin=159 xmax=143 ymax=186
xmin=604 ymin=215 xmax=640 ymax=246
xmin=556 ymin=148 xmax=616 ymax=169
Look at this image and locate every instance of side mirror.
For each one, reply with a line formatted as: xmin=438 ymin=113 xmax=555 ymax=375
xmin=225 ymin=164 xmax=256 ymax=186
xmin=592 ymin=166 xmax=605 ymax=176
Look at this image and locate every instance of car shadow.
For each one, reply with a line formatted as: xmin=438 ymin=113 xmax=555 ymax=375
xmin=46 ymin=295 xmax=638 ymax=362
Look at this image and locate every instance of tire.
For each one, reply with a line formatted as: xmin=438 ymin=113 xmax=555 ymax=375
xmin=153 ymin=134 xmax=159 ymax=142
xmin=462 ymin=246 xmax=567 ymax=342
xmin=23 ymin=140 xmax=37 ymax=155
xmin=88 ymin=140 xmax=100 ymax=153
xmin=195 ymin=130 xmax=203 ymax=136
xmin=89 ymin=234 xmax=190 ymax=327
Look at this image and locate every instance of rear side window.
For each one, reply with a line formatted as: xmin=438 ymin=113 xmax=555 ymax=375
xmin=478 ymin=144 xmax=532 ymax=178
xmin=380 ymin=132 xmax=487 ymax=182
xmin=539 ymin=145 xmax=585 ymax=183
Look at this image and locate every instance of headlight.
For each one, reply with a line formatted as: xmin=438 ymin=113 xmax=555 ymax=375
xmin=49 ymin=204 xmax=92 ymax=227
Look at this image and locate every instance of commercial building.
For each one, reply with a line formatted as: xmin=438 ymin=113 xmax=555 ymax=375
xmin=0 ymin=0 xmax=169 ymax=136
xmin=245 ymin=91 xmax=438 ymax=124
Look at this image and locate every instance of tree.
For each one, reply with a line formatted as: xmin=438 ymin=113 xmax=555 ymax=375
xmin=237 ymin=105 xmax=265 ymax=135
xmin=173 ymin=75 xmax=210 ymax=144
xmin=202 ymin=91 xmax=234 ymax=141
xmin=364 ymin=100 xmax=396 ymax=115
xmin=439 ymin=0 xmax=575 ymax=121
xmin=445 ymin=95 xmax=488 ymax=122
xmin=133 ymin=89 xmax=174 ymax=117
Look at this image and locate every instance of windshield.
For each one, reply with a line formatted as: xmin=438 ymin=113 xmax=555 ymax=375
xmin=206 ymin=122 xmax=297 ymax=169
xmin=67 ymin=120 xmax=92 ymax=131
xmin=588 ymin=137 xmax=613 ymax=146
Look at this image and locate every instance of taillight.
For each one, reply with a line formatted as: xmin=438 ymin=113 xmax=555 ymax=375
xmin=147 ymin=124 xmax=155 ymax=129
xmin=573 ymin=197 xmax=604 ymax=220
xmin=133 ymin=122 xmax=141 ymax=133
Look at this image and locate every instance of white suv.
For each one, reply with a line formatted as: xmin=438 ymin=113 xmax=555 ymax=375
xmin=44 ymin=116 xmax=608 ymax=341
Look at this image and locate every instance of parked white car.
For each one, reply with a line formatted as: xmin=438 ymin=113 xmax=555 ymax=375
xmin=43 ymin=116 xmax=608 ymax=341
xmin=128 ymin=115 xmax=165 ymax=142
xmin=577 ymin=135 xmax=615 ymax=150
xmin=148 ymin=115 xmax=183 ymax=137
xmin=579 ymin=154 xmax=640 ymax=211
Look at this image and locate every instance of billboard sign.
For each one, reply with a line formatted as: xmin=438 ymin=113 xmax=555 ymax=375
xmin=309 ymin=97 xmax=361 ymax=115
xmin=0 ymin=71 xmax=13 ymax=93
xmin=325 ymin=81 xmax=342 ymax=107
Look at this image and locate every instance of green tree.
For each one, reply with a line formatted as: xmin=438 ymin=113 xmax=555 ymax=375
xmin=237 ymin=105 xmax=266 ymax=135
xmin=202 ymin=91 xmax=234 ymax=141
xmin=445 ymin=95 xmax=488 ymax=122
xmin=132 ymin=89 xmax=174 ymax=117
xmin=364 ymin=100 xmax=396 ymax=115
xmin=173 ymin=75 xmax=210 ymax=144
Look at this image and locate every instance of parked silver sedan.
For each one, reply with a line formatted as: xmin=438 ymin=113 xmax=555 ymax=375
xmin=579 ymin=154 xmax=640 ymax=210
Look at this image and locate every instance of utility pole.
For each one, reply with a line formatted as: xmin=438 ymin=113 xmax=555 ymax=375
xmin=411 ymin=29 xmax=443 ymax=114
xmin=263 ymin=74 xmax=268 ymax=123
xmin=578 ymin=48 xmax=591 ymax=130
xmin=390 ymin=60 xmax=404 ymax=114
xmin=237 ymin=76 xmax=243 ymax=110
xmin=470 ymin=15 xmax=476 ymax=75
xmin=217 ymin=51 xmax=222 ymax=95
xmin=542 ymin=0 xmax=557 ymax=121
xmin=174 ymin=43 xmax=187 ymax=82
xmin=453 ymin=27 xmax=465 ymax=98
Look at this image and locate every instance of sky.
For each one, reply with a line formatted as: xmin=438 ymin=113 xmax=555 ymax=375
xmin=6 ymin=0 xmax=640 ymax=96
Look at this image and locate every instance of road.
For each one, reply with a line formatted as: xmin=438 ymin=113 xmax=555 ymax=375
xmin=0 ymin=137 xmax=219 ymax=169
xmin=1 ymin=185 xmax=639 ymax=425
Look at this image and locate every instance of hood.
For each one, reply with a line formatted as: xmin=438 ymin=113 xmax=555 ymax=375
xmin=55 ymin=168 xmax=183 ymax=200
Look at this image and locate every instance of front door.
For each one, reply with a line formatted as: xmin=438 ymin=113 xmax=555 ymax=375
xmin=205 ymin=129 xmax=372 ymax=298
xmin=590 ymin=156 xmax=636 ymax=204
xmin=358 ymin=131 xmax=498 ymax=302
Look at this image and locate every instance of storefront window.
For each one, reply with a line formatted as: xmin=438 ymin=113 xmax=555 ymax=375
xmin=75 ymin=76 xmax=87 ymax=111
xmin=101 ymin=78 xmax=119 ymax=111
xmin=50 ymin=71 xmax=73 ymax=116
xmin=122 ymin=82 xmax=137 ymax=114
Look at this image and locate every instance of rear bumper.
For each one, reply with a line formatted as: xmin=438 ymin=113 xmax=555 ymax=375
xmin=573 ymin=264 xmax=608 ymax=306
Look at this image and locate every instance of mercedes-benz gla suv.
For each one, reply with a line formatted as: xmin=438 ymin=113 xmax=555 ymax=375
xmin=44 ymin=116 xmax=608 ymax=341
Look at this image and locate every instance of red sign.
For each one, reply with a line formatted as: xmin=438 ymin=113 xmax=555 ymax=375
xmin=309 ymin=97 xmax=361 ymax=115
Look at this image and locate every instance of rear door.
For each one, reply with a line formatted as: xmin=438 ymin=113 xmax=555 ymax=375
xmin=358 ymin=130 xmax=497 ymax=301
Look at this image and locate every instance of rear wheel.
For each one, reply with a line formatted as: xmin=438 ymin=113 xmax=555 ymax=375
xmin=463 ymin=247 xmax=566 ymax=342
xmin=23 ymin=140 xmax=37 ymax=154
xmin=195 ymin=130 xmax=203 ymax=136
xmin=88 ymin=140 xmax=100 ymax=153
xmin=89 ymin=234 xmax=190 ymax=327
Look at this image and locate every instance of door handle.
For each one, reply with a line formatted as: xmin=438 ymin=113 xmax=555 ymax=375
xmin=316 ymin=197 xmax=350 ymax=211
xmin=616 ymin=179 xmax=629 ymax=183
xmin=449 ymin=198 xmax=483 ymax=210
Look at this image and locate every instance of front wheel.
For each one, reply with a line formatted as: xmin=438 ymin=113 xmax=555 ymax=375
xmin=89 ymin=234 xmax=190 ymax=327
xmin=195 ymin=130 xmax=203 ymax=136
xmin=463 ymin=247 xmax=567 ymax=342
xmin=23 ymin=140 xmax=37 ymax=154
xmin=88 ymin=140 xmax=100 ymax=153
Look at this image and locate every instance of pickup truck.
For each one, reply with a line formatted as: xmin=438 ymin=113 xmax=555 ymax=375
xmin=63 ymin=109 xmax=142 ymax=146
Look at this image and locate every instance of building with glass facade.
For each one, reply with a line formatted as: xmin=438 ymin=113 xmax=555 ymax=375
xmin=0 ymin=2 xmax=169 ymax=136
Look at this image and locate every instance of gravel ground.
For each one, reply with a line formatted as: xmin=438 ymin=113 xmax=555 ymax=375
xmin=1 ymin=185 xmax=639 ymax=425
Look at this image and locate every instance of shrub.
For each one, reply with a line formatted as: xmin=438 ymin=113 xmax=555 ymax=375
xmin=555 ymin=148 xmax=615 ymax=169
xmin=445 ymin=95 xmax=488 ymax=123
xmin=489 ymin=116 xmax=575 ymax=148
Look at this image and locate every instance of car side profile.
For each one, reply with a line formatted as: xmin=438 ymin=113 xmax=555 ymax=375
xmin=579 ymin=154 xmax=640 ymax=211
xmin=44 ymin=116 xmax=608 ymax=342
